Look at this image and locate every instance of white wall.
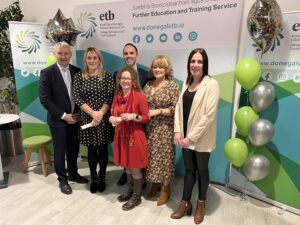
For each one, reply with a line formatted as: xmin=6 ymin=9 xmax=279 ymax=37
xmin=19 ymin=0 xmax=125 ymax=23
xmin=0 ymin=0 xmax=17 ymax=10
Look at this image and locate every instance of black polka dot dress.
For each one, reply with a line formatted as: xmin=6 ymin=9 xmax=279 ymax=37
xmin=73 ymin=71 xmax=115 ymax=146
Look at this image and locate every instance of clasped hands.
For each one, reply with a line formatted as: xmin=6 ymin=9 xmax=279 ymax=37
xmin=90 ymin=110 xmax=103 ymax=127
xmin=64 ymin=113 xmax=78 ymax=124
xmin=174 ymin=132 xmax=192 ymax=149
xmin=109 ymin=113 xmax=135 ymax=127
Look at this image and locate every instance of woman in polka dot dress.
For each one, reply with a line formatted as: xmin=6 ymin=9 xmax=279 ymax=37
xmin=73 ymin=47 xmax=115 ymax=194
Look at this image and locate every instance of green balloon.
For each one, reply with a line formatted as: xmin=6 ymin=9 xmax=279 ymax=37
xmin=46 ymin=53 xmax=56 ymax=67
xmin=235 ymin=57 xmax=261 ymax=90
xmin=235 ymin=106 xmax=259 ymax=136
xmin=224 ymin=138 xmax=248 ymax=167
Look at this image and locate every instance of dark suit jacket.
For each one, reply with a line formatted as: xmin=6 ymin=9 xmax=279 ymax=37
xmin=113 ymin=66 xmax=150 ymax=89
xmin=39 ymin=63 xmax=81 ymax=127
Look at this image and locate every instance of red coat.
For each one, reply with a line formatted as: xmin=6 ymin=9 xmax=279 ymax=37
xmin=112 ymin=90 xmax=149 ymax=168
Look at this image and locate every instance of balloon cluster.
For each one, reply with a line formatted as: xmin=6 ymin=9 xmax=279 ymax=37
xmin=224 ymin=57 xmax=275 ymax=182
xmin=224 ymin=0 xmax=282 ymax=182
xmin=247 ymin=0 xmax=282 ymax=55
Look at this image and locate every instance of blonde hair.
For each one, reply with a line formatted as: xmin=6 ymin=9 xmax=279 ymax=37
xmin=82 ymin=47 xmax=105 ymax=80
xmin=115 ymin=66 xmax=141 ymax=94
xmin=149 ymin=55 xmax=173 ymax=80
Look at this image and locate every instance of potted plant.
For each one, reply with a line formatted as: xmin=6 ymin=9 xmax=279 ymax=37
xmin=0 ymin=1 xmax=23 ymax=114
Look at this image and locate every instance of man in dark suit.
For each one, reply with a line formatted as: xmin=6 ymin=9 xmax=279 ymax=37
xmin=39 ymin=42 xmax=88 ymax=195
xmin=114 ymin=43 xmax=150 ymax=186
xmin=113 ymin=43 xmax=149 ymax=88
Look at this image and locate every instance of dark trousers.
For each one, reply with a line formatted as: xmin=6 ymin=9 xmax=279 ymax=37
xmin=50 ymin=124 xmax=79 ymax=183
xmin=87 ymin=144 xmax=108 ymax=177
xmin=182 ymin=148 xmax=210 ymax=201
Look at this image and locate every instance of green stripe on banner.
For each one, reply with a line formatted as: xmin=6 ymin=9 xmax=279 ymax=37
xmin=17 ymin=81 xmax=39 ymax=111
xmin=234 ymin=145 xmax=300 ymax=209
xmin=275 ymin=80 xmax=300 ymax=99
xmin=214 ymin=71 xmax=235 ymax=104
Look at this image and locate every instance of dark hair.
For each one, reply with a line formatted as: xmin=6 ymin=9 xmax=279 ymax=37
xmin=186 ymin=48 xmax=209 ymax=85
xmin=115 ymin=66 xmax=141 ymax=94
xmin=123 ymin=43 xmax=138 ymax=54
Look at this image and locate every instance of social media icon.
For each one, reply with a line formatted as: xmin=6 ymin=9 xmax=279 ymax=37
xmin=146 ymin=34 xmax=154 ymax=43
xmin=293 ymin=72 xmax=300 ymax=83
xmin=33 ymin=69 xmax=40 ymax=77
xmin=277 ymin=72 xmax=288 ymax=82
xmin=159 ymin=33 xmax=168 ymax=43
xmin=133 ymin=35 xmax=140 ymax=44
xmin=188 ymin=31 xmax=197 ymax=41
xmin=262 ymin=71 xmax=273 ymax=81
xmin=21 ymin=69 xmax=30 ymax=77
xmin=173 ymin=32 xmax=182 ymax=42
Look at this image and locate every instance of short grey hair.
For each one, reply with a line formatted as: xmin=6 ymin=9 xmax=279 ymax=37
xmin=53 ymin=41 xmax=71 ymax=52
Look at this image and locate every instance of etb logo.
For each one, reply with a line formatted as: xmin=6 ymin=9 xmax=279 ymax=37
xmin=99 ymin=10 xmax=115 ymax=21
xmin=292 ymin=23 xmax=300 ymax=31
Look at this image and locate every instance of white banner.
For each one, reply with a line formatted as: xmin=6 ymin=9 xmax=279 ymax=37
xmin=9 ymin=22 xmax=50 ymax=125
xmin=9 ymin=22 xmax=54 ymax=157
xmin=74 ymin=0 xmax=244 ymax=184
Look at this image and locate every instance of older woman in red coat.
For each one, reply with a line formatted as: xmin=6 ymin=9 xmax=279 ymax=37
xmin=109 ymin=65 xmax=149 ymax=211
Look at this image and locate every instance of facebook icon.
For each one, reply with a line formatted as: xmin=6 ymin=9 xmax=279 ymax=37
xmin=133 ymin=35 xmax=141 ymax=44
xmin=262 ymin=71 xmax=273 ymax=81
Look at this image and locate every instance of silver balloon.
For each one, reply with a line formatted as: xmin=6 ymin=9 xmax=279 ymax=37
xmin=244 ymin=155 xmax=270 ymax=181
xmin=249 ymin=81 xmax=275 ymax=112
xmin=247 ymin=0 xmax=282 ymax=54
xmin=249 ymin=119 xmax=274 ymax=146
xmin=46 ymin=9 xmax=82 ymax=46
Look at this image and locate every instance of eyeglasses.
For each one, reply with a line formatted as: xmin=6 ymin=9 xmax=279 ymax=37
xmin=120 ymin=77 xmax=132 ymax=81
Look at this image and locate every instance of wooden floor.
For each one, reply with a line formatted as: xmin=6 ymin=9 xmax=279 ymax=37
xmin=0 ymin=155 xmax=299 ymax=225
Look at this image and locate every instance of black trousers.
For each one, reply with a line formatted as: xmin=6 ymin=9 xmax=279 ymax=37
xmin=182 ymin=148 xmax=210 ymax=201
xmin=87 ymin=144 xmax=108 ymax=177
xmin=50 ymin=124 xmax=79 ymax=183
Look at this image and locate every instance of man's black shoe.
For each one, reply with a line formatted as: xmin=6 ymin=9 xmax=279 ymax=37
xmin=59 ymin=182 xmax=72 ymax=195
xmin=68 ymin=174 xmax=89 ymax=184
xmin=117 ymin=171 xmax=127 ymax=186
